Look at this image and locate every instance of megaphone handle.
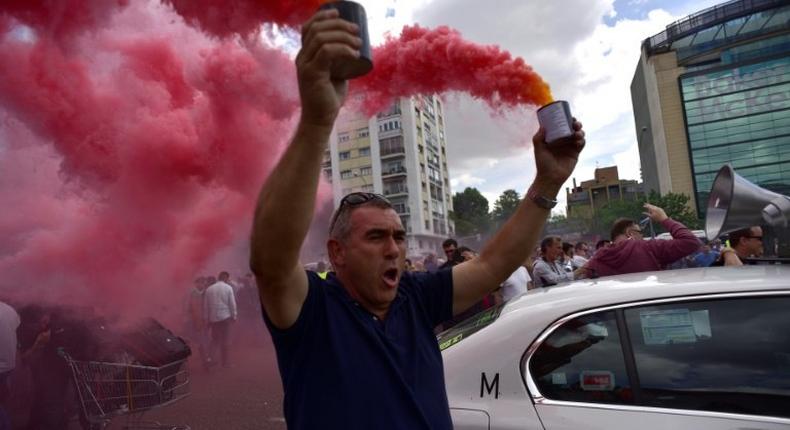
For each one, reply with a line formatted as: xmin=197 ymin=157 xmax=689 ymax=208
xmin=762 ymin=196 xmax=790 ymax=228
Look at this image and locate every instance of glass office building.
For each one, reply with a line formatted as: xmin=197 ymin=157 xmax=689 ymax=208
xmin=680 ymin=19 xmax=790 ymax=211
xmin=633 ymin=0 xmax=790 ymax=218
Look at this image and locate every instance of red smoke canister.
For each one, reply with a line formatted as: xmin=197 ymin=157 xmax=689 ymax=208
xmin=537 ymin=100 xmax=573 ymax=144
xmin=318 ymin=1 xmax=373 ymax=79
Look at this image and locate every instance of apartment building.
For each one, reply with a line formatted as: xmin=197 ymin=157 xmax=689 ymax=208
xmin=325 ymin=95 xmax=455 ymax=257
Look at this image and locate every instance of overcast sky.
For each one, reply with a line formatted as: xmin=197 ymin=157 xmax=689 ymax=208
xmin=353 ymin=0 xmax=723 ymax=212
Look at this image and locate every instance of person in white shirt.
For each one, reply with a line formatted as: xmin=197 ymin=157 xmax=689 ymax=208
xmin=572 ymin=241 xmax=590 ymax=268
xmin=533 ymin=237 xmax=586 ymax=288
xmin=0 ymin=301 xmax=20 ymax=426
xmin=204 ymin=272 xmax=237 ymax=368
xmin=500 ymin=257 xmax=532 ymax=302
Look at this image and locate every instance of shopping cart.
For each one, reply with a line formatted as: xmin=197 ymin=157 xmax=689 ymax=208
xmin=61 ymin=351 xmax=191 ymax=430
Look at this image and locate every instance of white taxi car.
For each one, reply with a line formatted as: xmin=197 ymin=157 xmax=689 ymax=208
xmin=439 ymin=265 xmax=790 ymax=429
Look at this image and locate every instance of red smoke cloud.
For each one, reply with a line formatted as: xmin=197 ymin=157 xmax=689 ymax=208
xmin=353 ymin=25 xmax=553 ymax=115
xmin=0 ymin=2 xmax=299 ymax=321
xmin=163 ymin=0 xmax=328 ymax=37
xmin=0 ymin=1 xmax=551 ymax=323
xmin=1 ymin=0 xmax=129 ymax=42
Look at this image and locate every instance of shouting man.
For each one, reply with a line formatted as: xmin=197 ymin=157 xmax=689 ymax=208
xmin=249 ymin=9 xmax=585 ymax=430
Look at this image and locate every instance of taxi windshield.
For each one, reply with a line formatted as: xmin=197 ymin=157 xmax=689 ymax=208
xmin=437 ymin=304 xmax=506 ymax=351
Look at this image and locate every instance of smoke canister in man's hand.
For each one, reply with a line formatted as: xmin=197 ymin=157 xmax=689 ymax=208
xmin=318 ymin=1 xmax=372 ymax=80
xmin=537 ymin=100 xmax=574 ymax=144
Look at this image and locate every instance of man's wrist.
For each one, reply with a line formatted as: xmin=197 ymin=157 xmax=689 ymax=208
xmin=527 ymin=183 xmax=559 ymax=210
xmin=297 ymin=114 xmax=336 ymax=136
xmin=530 ymin=178 xmax=562 ymax=199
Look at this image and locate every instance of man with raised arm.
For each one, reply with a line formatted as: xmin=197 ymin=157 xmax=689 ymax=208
xmin=249 ymin=9 xmax=585 ymax=430
xmin=583 ymin=204 xmax=700 ymax=277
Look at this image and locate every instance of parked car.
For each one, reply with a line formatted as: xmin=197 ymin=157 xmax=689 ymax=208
xmin=439 ymin=265 xmax=790 ymax=429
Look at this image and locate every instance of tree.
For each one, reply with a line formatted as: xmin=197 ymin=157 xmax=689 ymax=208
xmin=594 ymin=199 xmax=644 ymax=237
xmin=491 ymin=189 xmax=521 ymax=227
xmin=648 ymin=191 xmax=701 ymax=230
xmin=451 ymin=187 xmax=491 ymax=236
xmin=593 ymin=191 xmax=702 ymax=237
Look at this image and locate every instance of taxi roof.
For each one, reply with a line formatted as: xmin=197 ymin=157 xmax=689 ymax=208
xmin=443 ymin=266 xmax=790 ymax=363
xmin=503 ymin=265 xmax=790 ymax=320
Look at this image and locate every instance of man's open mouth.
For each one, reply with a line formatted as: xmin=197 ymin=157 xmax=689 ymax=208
xmin=382 ymin=268 xmax=399 ymax=287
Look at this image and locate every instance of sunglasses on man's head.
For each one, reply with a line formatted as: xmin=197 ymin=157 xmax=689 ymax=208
xmin=339 ymin=192 xmax=390 ymax=207
xmin=329 ymin=192 xmax=392 ymax=233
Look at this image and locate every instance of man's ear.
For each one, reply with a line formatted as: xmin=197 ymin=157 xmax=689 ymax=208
xmin=327 ymin=238 xmax=345 ymax=268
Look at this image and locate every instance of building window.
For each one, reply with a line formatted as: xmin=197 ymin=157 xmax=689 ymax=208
xmin=425 ymin=220 xmax=431 ymax=230
xmin=428 ymin=167 xmax=441 ymax=182
xmin=380 ymin=136 xmax=405 ymax=156
xmin=357 ymin=128 xmax=369 ymax=138
xmin=383 ymin=161 xmax=404 ymax=174
xmin=380 ymin=119 xmax=401 ymax=132
xmin=358 ymin=147 xmax=371 ymax=157
xmin=393 ymin=202 xmax=408 ymax=214
xmin=339 ymin=151 xmax=351 ymax=160
xmin=383 ymin=180 xmax=407 ymax=195
xmin=360 ymin=166 xmax=372 ymax=176
xmin=340 ymin=170 xmax=353 ymax=179
xmin=338 ymin=132 xmax=350 ymax=143
xmin=400 ymin=216 xmax=409 ymax=231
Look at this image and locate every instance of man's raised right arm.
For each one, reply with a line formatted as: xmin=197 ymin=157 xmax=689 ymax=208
xmin=249 ymin=9 xmax=361 ymax=329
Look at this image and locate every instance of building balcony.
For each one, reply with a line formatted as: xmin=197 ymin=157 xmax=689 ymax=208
xmin=379 ymin=128 xmax=403 ymax=139
xmin=383 ymin=186 xmax=408 ymax=197
xmin=377 ymin=104 xmax=402 ymax=118
xmin=382 ymin=166 xmax=407 ymax=178
xmin=380 ymin=147 xmax=406 ymax=159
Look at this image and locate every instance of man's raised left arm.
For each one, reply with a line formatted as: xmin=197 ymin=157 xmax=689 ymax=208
xmin=451 ymin=123 xmax=585 ymax=315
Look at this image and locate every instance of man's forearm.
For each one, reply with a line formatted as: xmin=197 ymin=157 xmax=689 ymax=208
xmin=250 ymin=121 xmax=333 ymax=279
xmin=479 ymin=179 xmax=560 ymax=283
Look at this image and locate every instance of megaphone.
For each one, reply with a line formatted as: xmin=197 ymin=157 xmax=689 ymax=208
xmin=705 ymin=164 xmax=790 ymax=241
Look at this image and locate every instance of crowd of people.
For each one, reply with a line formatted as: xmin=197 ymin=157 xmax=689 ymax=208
xmin=306 ymin=205 xmax=770 ymax=312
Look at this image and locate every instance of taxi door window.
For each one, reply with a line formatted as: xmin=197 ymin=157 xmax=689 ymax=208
xmin=625 ymin=296 xmax=790 ymax=418
xmin=530 ymin=311 xmax=633 ymax=405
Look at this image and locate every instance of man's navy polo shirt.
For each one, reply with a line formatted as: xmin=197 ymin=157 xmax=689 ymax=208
xmin=262 ymin=269 xmax=454 ymax=430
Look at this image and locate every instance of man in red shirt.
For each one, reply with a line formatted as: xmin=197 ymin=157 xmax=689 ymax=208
xmin=584 ymin=204 xmax=700 ymax=277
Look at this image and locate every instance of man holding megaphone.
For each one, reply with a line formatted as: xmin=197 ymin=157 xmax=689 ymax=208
xmin=714 ymin=226 xmax=764 ymax=266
